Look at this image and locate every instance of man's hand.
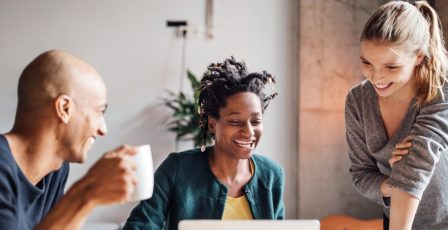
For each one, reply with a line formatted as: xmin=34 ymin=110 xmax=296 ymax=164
xmin=82 ymin=145 xmax=138 ymax=205
xmin=35 ymin=145 xmax=138 ymax=230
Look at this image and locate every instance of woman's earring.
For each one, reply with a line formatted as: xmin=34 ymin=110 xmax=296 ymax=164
xmin=200 ymin=144 xmax=206 ymax=152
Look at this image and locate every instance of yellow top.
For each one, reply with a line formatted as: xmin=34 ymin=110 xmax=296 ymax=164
xmin=221 ymin=160 xmax=254 ymax=220
xmin=222 ymin=195 xmax=254 ymax=219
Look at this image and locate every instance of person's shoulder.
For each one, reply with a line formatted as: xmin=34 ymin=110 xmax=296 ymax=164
xmin=156 ymin=147 xmax=210 ymax=181
xmin=438 ymin=82 xmax=448 ymax=102
xmin=347 ymin=79 xmax=374 ymax=98
xmin=345 ymin=80 xmax=376 ymax=114
xmin=159 ymin=147 xmax=207 ymax=170
xmin=0 ymin=136 xmax=20 ymax=196
xmin=177 ymin=147 xmax=204 ymax=156
xmin=0 ymin=135 xmax=11 ymax=156
xmin=165 ymin=147 xmax=205 ymax=161
xmin=421 ymin=82 xmax=448 ymax=108
xmin=252 ymin=154 xmax=283 ymax=175
xmin=0 ymin=135 xmax=17 ymax=172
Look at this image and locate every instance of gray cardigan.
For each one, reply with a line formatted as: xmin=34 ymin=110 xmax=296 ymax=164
xmin=345 ymin=80 xmax=448 ymax=229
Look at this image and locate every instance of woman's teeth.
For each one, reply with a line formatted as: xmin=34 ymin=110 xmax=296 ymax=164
xmin=234 ymin=139 xmax=254 ymax=146
xmin=375 ymin=82 xmax=392 ymax=89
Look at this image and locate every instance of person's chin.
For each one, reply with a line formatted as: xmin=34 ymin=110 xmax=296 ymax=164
xmin=233 ymin=145 xmax=255 ymax=158
xmin=374 ymin=83 xmax=395 ymax=97
xmin=69 ymin=152 xmax=87 ymax=163
xmin=78 ymin=154 xmax=88 ymax=163
xmin=75 ymin=145 xmax=91 ymax=163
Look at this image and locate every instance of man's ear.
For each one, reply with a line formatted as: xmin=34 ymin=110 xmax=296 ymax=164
xmin=208 ymin=116 xmax=216 ymax=134
xmin=55 ymin=95 xmax=73 ymax=124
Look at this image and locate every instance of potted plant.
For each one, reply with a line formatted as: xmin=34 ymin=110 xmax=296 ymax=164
xmin=163 ymin=70 xmax=212 ymax=147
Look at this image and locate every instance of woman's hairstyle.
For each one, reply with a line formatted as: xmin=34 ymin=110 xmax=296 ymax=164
xmin=361 ymin=0 xmax=448 ymax=105
xmin=198 ymin=57 xmax=278 ymax=150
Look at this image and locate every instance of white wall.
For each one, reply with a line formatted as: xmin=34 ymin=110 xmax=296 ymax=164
xmin=0 ymin=0 xmax=297 ymax=224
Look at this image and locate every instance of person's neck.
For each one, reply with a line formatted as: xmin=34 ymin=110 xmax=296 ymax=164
xmin=381 ymin=80 xmax=417 ymax=106
xmin=4 ymin=130 xmax=64 ymax=185
xmin=209 ymin=147 xmax=252 ymax=186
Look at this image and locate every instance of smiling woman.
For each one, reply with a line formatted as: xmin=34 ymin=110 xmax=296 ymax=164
xmin=123 ymin=57 xmax=284 ymax=230
xmin=208 ymin=92 xmax=263 ymax=166
xmin=346 ymin=1 xmax=448 ymax=230
xmin=359 ymin=41 xmax=422 ymax=101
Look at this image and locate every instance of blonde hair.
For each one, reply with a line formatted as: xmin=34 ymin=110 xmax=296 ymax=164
xmin=361 ymin=1 xmax=448 ymax=105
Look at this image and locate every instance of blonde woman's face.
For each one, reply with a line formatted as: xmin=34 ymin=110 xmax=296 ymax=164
xmin=360 ymin=40 xmax=423 ymax=99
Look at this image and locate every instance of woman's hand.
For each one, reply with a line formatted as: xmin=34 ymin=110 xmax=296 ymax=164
xmin=389 ymin=136 xmax=413 ymax=168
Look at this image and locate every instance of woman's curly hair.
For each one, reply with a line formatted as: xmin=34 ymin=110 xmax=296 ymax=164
xmin=198 ymin=56 xmax=278 ymax=149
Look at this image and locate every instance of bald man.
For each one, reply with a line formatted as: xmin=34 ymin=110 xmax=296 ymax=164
xmin=0 ymin=50 xmax=137 ymax=229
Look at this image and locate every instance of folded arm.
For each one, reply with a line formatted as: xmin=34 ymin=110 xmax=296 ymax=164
xmin=388 ymin=98 xmax=448 ymax=229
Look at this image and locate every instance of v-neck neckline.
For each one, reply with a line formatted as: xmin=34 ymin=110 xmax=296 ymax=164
xmin=370 ymin=84 xmax=417 ymax=148
xmin=205 ymin=146 xmax=257 ymax=189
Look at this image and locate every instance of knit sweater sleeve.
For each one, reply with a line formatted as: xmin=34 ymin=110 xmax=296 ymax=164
xmin=274 ymin=166 xmax=285 ymax=219
xmin=388 ymin=93 xmax=448 ymax=199
xmin=345 ymin=89 xmax=389 ymax=207
xmin=123 ymin=153 xmax=178 ymax=230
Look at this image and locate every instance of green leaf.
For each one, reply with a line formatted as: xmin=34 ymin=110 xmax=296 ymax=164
xmin=187 ymin=70 xmax=200 ymax=90
xmin=162 ymin=70 xmax=212 ymax=147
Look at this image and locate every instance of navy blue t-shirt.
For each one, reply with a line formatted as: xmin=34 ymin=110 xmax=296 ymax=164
xmin=0 ymin=135 xmax=69 ymax=229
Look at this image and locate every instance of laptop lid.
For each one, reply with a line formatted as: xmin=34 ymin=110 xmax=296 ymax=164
xmin=178 ymin=220 xmax=320 ymax=230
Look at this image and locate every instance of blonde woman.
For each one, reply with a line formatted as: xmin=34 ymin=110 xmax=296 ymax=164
xmin=345 ymin=1 xmax=448 ymax=229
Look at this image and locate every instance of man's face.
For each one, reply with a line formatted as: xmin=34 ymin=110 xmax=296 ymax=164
xmin=64 ymin=74 xmax=108 ymax=163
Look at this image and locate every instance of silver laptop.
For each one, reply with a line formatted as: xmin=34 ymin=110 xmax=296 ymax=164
xmin=178 ymin=220 xmax=320 ymax=230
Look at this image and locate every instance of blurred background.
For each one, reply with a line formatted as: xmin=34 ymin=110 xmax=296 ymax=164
xmin=1 ymin=0 xmax=447 ymax=227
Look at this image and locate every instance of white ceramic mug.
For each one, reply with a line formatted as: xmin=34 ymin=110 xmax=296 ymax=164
xmin=129 ymin=144 xmax=154 ymax=202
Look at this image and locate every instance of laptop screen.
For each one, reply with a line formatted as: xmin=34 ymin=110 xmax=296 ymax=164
xmin=178 ymin=220 xmax=320 ymax=230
